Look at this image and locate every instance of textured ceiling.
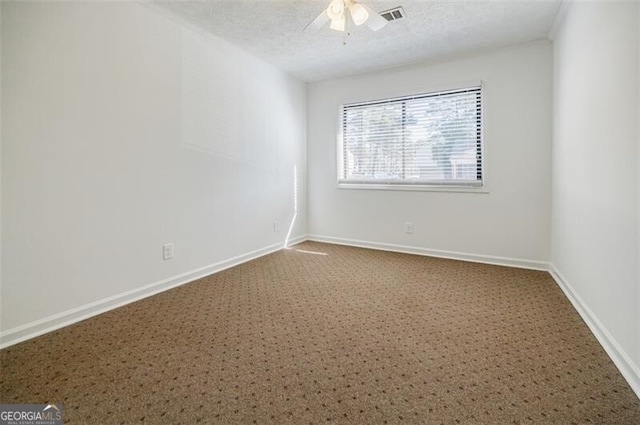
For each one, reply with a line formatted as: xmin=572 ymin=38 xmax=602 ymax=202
xmin=150 ymin=0 xmax=562 ymax=82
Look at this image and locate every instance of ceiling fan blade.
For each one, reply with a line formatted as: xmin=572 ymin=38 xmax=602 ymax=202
xmin=303 ymin=9 xmax=330 ymax=32
xmin=361 ymin=4 xmax=388 ymax=31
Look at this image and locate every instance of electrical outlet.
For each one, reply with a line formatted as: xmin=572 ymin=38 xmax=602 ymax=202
xmin=404 ymin=222 xmax=414 ymax=234
xmin=163 ymin=243 xmax=174 ymax=260
xmin=273 ymin=220 xmax=280 ymax=233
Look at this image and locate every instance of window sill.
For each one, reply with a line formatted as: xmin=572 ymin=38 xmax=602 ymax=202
xmin=336 ymin=183 xmax=489 ymax=193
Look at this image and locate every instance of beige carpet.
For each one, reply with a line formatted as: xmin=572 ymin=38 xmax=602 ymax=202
xmin=2 ymin=241 xmax=640 ymax=424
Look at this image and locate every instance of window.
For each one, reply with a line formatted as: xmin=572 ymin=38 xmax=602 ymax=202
xmin=338 ymin=84 xmax=483 ymax=188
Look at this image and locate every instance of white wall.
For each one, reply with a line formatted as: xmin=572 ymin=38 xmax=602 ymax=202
xmin=307 ymin=41 xmax=553 ymax=266
xmin=0 ymin=3 xmax=3 ymax=332
xmin=550 ymin=0 xmax=640 ymax=388
xmin=1 ymin=2 xmax=306 ymax=340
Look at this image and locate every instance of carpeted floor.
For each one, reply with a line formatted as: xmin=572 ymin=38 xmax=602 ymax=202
xmin=2 ymin=241 xmax=640 ymax=424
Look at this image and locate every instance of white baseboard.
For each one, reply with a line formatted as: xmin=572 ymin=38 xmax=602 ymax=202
xmin=4 ymin=234 xmax=639 ymax=402
xmin=0 ymin=235 xmax=308 ymax=349
xmin=307 ymin=234 xmax=549 ymax=271
xmin=549 ymin=264 xmax=640 ymax=399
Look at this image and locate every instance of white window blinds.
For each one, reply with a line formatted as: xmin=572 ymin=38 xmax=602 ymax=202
xmin=338 ymin=85 xmax=483 ymax=187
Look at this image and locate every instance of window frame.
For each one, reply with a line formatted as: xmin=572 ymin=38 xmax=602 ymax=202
xmin=336 ymin=82 xmax=486 ymax=192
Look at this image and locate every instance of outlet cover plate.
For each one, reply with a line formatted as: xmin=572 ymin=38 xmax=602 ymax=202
xmin=404 ymin=222 xmax=414 ymax=234
xmin=163 ymin=243 xmax=174 ymax=260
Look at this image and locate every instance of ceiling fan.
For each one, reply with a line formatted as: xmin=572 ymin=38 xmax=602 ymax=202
xmin=304 ymin=0 xmax=388 ymax=33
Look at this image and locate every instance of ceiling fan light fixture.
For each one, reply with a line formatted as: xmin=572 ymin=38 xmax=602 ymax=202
xmin=329 ymin=15 xmax=346 ymax=31
xmin=326 ymin=0 xmax=345 ymax=20
xmin=303 ymin=0 xmax=388 ymax=36
xmin=349 ymin=3 xmax=369 ymax=26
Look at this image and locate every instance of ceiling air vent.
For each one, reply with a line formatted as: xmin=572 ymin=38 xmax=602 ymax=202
xmin=380 ymin=6 xmax=406 ymax=22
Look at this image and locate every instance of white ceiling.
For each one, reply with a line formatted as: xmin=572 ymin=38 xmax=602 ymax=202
xmin=151 ymin=0 xmax=562 ymax=82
